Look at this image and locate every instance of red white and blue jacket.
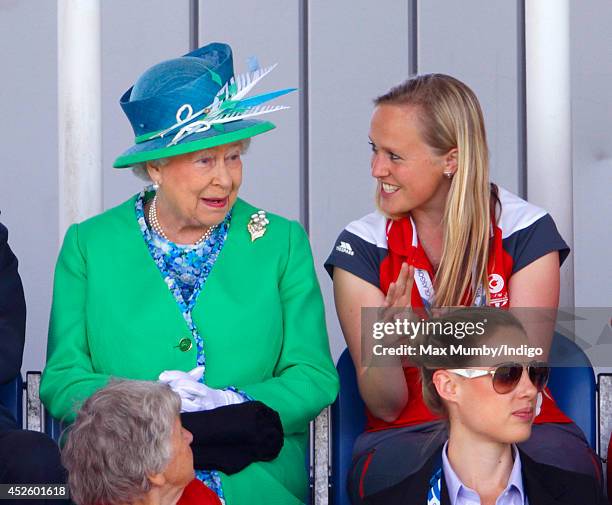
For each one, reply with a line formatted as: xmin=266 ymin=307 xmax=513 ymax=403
xmin=325 ymin=186 xmax=571 ymax=430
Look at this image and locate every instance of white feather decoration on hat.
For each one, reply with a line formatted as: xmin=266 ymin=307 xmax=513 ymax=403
xmin=149 ymin=61 xmax=294 ymax=146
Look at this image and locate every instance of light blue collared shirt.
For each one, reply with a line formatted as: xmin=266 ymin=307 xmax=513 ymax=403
xmin=442 ymin=442 xmax=528 ymax=505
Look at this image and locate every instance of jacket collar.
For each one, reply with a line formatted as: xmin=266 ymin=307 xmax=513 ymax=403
xmin=368 ymin=445 xmax=596 ymax=505
xmin=520 ymin=450 xmax=568 ymax=505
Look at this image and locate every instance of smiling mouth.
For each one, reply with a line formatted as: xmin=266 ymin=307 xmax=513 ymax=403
xmin=381 ymin=182 xmax=400 ymax=194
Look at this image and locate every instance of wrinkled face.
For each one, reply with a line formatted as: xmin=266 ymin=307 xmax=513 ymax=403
xmin=369 ymin=104 xmax=451 ymax=218
xmin=161 ymin=417 xmax=195 ymax=488
xmin=148 ymin=141 xmax=244 ymax=228
xmin=441 ymin=327 xmax=538 ymax=444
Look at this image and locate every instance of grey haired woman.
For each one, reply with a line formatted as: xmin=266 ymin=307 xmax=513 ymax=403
xmin=61 ymin=380 xmax=220 ymax=505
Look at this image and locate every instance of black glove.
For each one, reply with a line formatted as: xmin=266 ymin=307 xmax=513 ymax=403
xmin=181 ymin=400 xmax=284 ymax=474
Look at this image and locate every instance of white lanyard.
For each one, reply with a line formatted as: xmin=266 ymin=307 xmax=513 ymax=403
xmin=408 ymin=217 xmax=486 ymax=308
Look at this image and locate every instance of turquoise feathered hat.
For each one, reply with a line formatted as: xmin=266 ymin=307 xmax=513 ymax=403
xmin=114 ymin=42 xmax=295 ymax=168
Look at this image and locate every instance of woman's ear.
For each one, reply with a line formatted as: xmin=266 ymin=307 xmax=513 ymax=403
xmin=443 ymin=148 xmax=458 ymax=177
xmin=433 ymin=369 xmax=459 ymax=404
xmin=146 ymin=162 xmax=162 ymax=187
xmin=148 ymin=471 xmax=167 ymax=488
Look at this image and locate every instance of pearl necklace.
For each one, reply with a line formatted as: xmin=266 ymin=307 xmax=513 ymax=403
xmin=148 ymin=195 xmax=215 ymax=246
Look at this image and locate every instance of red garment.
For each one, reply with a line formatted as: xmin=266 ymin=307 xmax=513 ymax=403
xmin=367 ymin=215 xmax=572 ymax=432
xmin=177 ymin=479 xmax=221 ymax=505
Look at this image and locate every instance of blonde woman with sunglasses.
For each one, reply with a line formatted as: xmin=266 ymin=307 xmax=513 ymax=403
xmin=365 ymin=309 xmax=605 ymax=505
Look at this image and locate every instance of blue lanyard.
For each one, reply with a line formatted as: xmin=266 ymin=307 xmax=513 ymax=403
xmin=427 ymin=453 xmax=443 ymax=505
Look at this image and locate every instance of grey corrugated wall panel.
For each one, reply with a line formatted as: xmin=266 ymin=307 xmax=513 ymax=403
xmin=419 ymin=0 xmax=521 ymax=195
xmin=4 ymin=1 xmax=609 ymax=378
xmin=0 ymin=1 xmax=58 ymax=375
xmin=570 ymin=1 xmax=612 ymax=307
xmin=102 ymin=0 xmax=191 ymax=209
xmin=309 ymin=2 xmax=411 ymax=360
xmin=198 ymin=0 xmax=301 ymax=221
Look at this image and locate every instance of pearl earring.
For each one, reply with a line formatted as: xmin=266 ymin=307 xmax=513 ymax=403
xmin=444 ymin=172 xmax=454 ymax=179
xmin=152 ymin=181 xmax=160 ymax=190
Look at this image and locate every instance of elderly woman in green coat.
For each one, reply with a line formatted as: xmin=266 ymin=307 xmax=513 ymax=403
xmin=41 ymin=42 xmax=339 ymax=505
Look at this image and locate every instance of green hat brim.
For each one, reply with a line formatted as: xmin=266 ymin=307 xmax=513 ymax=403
xmin=113 ymin=120 xmax=275 ymax=168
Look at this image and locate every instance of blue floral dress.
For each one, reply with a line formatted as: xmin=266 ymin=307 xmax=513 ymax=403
xmin=135 ymin=187 xmax=231 ymax=501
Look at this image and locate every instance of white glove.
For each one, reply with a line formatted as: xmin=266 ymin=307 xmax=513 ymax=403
xmin=159 ymin=366 xmax=205 ymax=384
xmin=158 ymin=367 xmax=245 ymax=412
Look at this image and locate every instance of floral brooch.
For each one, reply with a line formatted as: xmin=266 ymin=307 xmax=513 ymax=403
xmin=247 ymin=210 xmax=269 ymax=242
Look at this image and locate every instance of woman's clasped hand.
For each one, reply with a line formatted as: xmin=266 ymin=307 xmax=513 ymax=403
xmin=159 ymin=367 xmax=245 ymax=411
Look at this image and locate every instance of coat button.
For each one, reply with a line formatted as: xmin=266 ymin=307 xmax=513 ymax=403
xmin=177 ymin=338 xmax=192 ymax=352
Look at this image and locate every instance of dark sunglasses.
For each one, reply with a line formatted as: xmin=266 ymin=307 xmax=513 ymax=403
xmin=448 ymin=362 xmax=550 ymax=394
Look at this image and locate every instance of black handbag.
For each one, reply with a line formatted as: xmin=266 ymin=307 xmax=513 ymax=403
xmin=181 ymin=400 xmax=284 ymax=475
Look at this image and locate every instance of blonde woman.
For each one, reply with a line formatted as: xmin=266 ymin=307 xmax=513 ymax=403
xmin=325 ymin=74 xmax=598 ymax=501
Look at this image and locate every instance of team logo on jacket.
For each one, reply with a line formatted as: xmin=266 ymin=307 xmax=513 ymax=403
xmin=488 ymin=273 xmax=504 ymax=294
xmin=488 ymin=273 xmax=508 ymax=307
xmin=336 ymin=241 xmax=354 ymax=256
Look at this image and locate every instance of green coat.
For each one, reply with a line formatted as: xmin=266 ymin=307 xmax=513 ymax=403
xmin=41 ymin=195 xmax=339 ymax=505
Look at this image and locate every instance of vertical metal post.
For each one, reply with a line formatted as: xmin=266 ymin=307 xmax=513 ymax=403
xmin=313 ymin=409 xmax=330 ymax=505
xmin=189 ymin=0 xmax=199 ymax=51
xmin=57 ymin=0 xmax=102 ymax=241
xmin=299 ymin=0 xmax=310 ymax=233
xmin=408 ymin=0 xmax=418 ymax=76
xmin=525 ymin=0 xmax=574 ymax=306
xmin=517 ymin=0 xmax=527 ymax=199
